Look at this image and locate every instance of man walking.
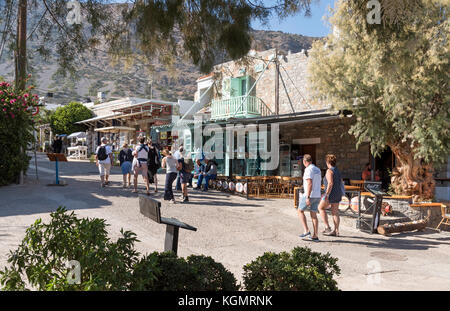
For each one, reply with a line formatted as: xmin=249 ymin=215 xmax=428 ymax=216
xmin=298 ymin=154 xmax=321 ymax=241
xmin=95 ymin=137 xmax=113 ymax=187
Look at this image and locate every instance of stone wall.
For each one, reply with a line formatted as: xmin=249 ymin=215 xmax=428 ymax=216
xmin=212 ymin=48 xmax=327 ymax=114
xmin=279 ymin=117 xmax=369 ymax=180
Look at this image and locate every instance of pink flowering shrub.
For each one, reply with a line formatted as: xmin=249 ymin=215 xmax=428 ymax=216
xmin=0 ymin=81 xmax=40 ymax=185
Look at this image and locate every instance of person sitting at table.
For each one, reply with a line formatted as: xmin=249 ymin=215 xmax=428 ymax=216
xmin=193 ymin=159 xmax=205 ymax=189
xmin=198 ymin=158 xmax=217 ymax=192
xmin=362 ymin=163 xmax=371 ymax=181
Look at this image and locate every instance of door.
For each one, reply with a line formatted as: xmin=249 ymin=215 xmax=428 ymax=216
xmin=301 ymin=144 xmax=316 ymax=164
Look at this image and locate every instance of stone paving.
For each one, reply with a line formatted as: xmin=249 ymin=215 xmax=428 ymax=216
xmin=1 ymin=153 xmax=449 ymax=291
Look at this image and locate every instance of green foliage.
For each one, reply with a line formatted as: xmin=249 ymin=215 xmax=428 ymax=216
xmin=243 ymin=247 xmax=340 ymax=291
xmin=130 ymin=252 xmax=239 ymax=291
xmin=50 ymin=101 xmax=92 ymax=135
xmin=0 ymin=207 xmax=140 ymax=291
xmin=0 ymin=208 xmax=238 ymax=291
xmin=0 ymin=81 xmax=40 ymax=186
xmin=1 ymin=1 xmax=312 ymax=75
xmin=308 ymin=0 xmax=450 ymax=164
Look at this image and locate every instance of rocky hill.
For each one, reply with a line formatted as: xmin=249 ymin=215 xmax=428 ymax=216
xmin=0 ymin=27 xmax=318 ymax=105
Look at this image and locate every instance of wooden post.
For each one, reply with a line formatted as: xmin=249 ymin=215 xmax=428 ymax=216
xmin=164 ymin=225 xmax=180 ymax=255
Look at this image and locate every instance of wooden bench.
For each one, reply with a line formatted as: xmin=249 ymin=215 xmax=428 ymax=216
xmin=139 ymin=195 xmax=197 ymax=255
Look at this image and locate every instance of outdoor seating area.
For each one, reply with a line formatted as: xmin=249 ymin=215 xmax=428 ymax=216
xmin=205 ymin=175 xmax=303 ymax=198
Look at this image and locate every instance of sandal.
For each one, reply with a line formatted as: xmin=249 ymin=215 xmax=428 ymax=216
xmin=325 ymin=231 xmax=339 ymax=237
xmin=322 ymin=227 xmax=332 ymax=234
xmin=132 ymin=189 xmax=138 ymax=193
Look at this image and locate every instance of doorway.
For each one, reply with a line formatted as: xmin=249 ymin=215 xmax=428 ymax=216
xmin=374 ymin=146 xmax=395 ymax=189
xmin=301 ymin=144 xmax=316 ymax=164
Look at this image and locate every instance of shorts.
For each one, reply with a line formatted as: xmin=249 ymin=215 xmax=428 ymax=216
xmin=98 ymin=163 xmax=111 ymax=176
xmin=298 ymin=195 xmax=320 ymax=213
xmin=121 ymin=161 xmax=132 ymax=175
xmin=133 ymin=161 xmax=148 ymax=177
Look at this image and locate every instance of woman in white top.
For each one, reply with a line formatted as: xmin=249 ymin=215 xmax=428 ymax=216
xmin=161 ymin=149 xmax=181 ymax=203
xmin=132 ymin=137 xmax=150 ymax=195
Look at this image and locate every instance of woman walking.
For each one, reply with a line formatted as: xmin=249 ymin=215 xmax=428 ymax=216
xmin=318 ymin=154 xmax=344 ymax=237
xmin=119 ymin=143 xmax=133 ymax=188
xmin=147 ymin=139 xmax=161 ymax=193
xmin=161 ymin=149 xmax=179 ymax=203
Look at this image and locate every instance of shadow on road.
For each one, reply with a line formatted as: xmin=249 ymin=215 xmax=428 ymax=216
xmin=327 ymin=229 xmax=450 ymax=251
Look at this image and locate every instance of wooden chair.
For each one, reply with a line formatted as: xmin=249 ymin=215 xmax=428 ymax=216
xmin=350 ymin=180 xmax=365 ymax=191
xmin=436 ymin=204 xmax=450 ymax=230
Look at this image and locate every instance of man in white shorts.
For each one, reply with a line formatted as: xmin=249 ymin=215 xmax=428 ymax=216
xmin=95 ymin=137 xmax=113 ymax=187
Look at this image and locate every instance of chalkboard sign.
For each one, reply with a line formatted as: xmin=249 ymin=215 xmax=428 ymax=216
xmin=364 ymin=181 xmax=386 ymax=196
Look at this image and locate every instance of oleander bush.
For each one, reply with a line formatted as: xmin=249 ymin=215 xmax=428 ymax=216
xmin=130 ymin=252 xmax=239 ymax=291
xmin=0 ymin=80 xmax=40 ymax=186
xmin=243 ymin=247 xmax=341 ymax=291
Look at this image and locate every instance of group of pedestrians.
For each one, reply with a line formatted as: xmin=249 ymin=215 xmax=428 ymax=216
xmin=96 ymin=136 xmax=161 ymax=195
xmin=298 ymin=153 xmax=344 ymax=242
xmin=96 ymin=136 xmax=203 ymax=204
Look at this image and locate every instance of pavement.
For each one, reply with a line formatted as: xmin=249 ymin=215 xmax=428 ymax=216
xmin=1 ymin=152 xmax=450 ymax=291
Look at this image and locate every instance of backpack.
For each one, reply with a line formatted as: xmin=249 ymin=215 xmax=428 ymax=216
xmin=125 ymin=149 xmax=133 ymax=162
xmin=97 ymin=146 xmax=108 ymax=161
xmin=183 ymin=158 xmax=194 ymax=173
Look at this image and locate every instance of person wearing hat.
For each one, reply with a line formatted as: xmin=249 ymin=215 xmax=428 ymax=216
xmin=161 ymin=149 xmax=179 ymax=203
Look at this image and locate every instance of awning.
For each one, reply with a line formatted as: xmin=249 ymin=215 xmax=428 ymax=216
xmin=94 ymin=126 xmax=136 ymax=133
xmin=151 ymin=119 xmax=195 ymax=131
xmin=76 ymin=113 xmax=122 ymax=125
xmin=67 ymin=132 xmax=87 ymax=139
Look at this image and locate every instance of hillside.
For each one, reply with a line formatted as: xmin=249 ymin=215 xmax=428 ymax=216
xmin=0 ymin=28 xmax=319 ymax=105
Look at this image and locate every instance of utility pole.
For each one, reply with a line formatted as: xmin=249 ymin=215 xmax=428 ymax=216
xmin=15 ymin=0 xmax=27 ymax=185
xmin=274 ymin=49 xmax=280 ymax=115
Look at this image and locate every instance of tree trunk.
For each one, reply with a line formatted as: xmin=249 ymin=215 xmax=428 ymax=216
xmin=389 ymin=142 xmax=435 ymax=202
xmin=15 ymin=0 xmax=27 ymax=91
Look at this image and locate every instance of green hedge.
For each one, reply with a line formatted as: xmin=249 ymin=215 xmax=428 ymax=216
xmin=243 ymin=247 xmax=341 ymax=291
xmin=0 ymin=208 xmax=341 ymax=291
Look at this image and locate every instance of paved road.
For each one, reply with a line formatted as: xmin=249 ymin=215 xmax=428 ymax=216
xmin=1 ymin=153 xmax=450 ymax=290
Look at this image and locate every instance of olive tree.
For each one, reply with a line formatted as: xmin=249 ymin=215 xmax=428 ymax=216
xmin=308 ymin=0 xmax=449 ymax=200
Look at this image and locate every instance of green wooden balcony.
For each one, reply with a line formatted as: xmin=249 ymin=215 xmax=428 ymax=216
xmin=210 ymin=96 xmax=272 ymax=120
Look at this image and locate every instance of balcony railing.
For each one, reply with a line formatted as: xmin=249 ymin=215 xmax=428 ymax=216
xmin=210 ymin=96 xmax=272 ymax=120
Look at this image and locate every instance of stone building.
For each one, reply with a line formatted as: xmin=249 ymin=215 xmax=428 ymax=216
xmin=191 ymin=48 xmax=372 ymax=181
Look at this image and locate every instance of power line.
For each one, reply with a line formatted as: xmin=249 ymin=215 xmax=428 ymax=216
xmin=280 ymin=62 xmax=312 ymax=110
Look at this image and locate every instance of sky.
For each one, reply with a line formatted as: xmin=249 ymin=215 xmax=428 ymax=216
xmin=251 ymin=0 xmax=336 ymax=37
xmin=111 ymin=0 xmax=336 ymax=38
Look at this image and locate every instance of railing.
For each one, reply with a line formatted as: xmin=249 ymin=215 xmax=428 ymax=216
xmin=210 ymin=96 xmax=272 ymax=120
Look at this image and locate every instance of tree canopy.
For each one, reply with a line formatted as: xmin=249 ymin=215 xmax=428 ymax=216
xmin=308 ymin=0 xmax=449 ymax=199
xmin=50 ymin=101 xmax=92 ymax=134
xmin=0 ymin=0 xmax=314 ymax=76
